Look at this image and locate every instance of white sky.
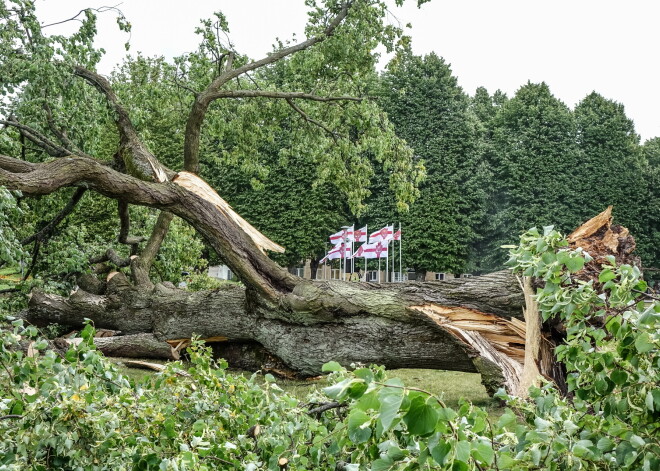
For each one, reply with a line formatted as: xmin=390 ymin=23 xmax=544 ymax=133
xmin=35 ymin=0 xmax=660 ymax=141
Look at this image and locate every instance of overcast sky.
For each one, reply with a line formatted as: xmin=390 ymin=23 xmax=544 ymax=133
xmin=35 ymin=0 xmax=660 ymax=141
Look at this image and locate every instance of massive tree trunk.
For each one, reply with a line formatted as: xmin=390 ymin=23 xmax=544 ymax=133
xmin=23 ymin=269 xmax=525 ymax=394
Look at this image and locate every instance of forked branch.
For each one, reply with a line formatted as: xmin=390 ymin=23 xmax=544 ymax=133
xmin=183 ymin=1 xmax=354 ymax=173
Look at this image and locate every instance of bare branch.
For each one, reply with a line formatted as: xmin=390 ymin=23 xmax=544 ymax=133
xmin=0 ymin=154 xmax=297 ymax=297
xmin=89 ymin=248 xmax=132 ymax=267
xmin=22 ymin=240 xmax=40 ymax=281
xmin=285 ymin=98 xmax=339 ymax=142
xmin=21 ymin=187 xmax=87 ymax=245
xmin=206 ymin=90 xmax=361 ymax=102
xmin=131 ymin=211 xmax=174 ymax=286
xmin=183 ymin=1 xmax=353 ymax=173
xmin=43 ymin=102 xmax=90 ymax=157
xmin=73 ymin=66 xmax=174 ymax=183
xmin=117 ymin=201 xmax=147 ymax=250
xmin=0 ymin=118 xmax=69 ymax=157
xmin=41 ymin=5 xmax=125 ymax=29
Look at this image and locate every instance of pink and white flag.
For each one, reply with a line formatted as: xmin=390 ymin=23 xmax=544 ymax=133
xmin=354 ymin=242 xmax=388 ymax=259
xmin=369 ymin=225 xmax=393 ymax=244
xmin=393 ymin=228 xmax=401 ymax=241
xmin=354 ymin=226 xmax=368 ymax=243
xmin=374 ymin=241 xmax=389 ymax=259
xmin=329 ymin=229 xmax=346 ymax=245
xmin=354 ymin=243 xmax=378 ymax=259
xmin=343 ymin=225 xmax=355 ymax=242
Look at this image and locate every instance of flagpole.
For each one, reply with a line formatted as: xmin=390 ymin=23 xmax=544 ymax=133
xmin=386 ymin=224 xmax=390 ymax=282
xmin=399 ymin=222 xmax=402 ymax=282
xmin=378 ymin=256 xmax=381 ymax=284
xmin=364 ymin=224 xmax=367 ymax=280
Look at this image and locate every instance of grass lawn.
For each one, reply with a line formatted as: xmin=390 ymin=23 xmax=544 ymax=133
xmin=113 ymin=358 xmax=499 ymax=414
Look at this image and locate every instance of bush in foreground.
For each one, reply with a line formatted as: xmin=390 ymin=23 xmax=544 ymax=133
xmin=1 ymin=228 xmax=659 ymax=470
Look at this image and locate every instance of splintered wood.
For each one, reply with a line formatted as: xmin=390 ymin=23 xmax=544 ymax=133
xmin=411 ymin=304 xmax=525 ymax=392
xmin=173 ymin=172 xmax=285 ymax=253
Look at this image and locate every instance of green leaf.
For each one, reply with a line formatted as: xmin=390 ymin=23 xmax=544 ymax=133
xmin=599 ymin=269 xmax=616 ymax=283
xmin=402 ymin=396 xmax=438 ymax=436
xmin=431 ymin=441 xmax=451 ymax=466
xmin=565 ymin=256 xmax=585 ymax=273
xmin=455 ymin=441 xmax=471 ymax=463
xmin=472 ymin=442 xmax=494 ymax=465
xmin=597 ymin=437 xmax=614 ymax=452
xmin=377 ymin=381 xmax=404 ymax=432
xmin=634 ymin=332 xmax=654 ymax=353
xmin=371 ymin=457 xmax=393 ymax=471
xmin=611 ymin=370 xmax=628 ymax=386
xmin=347 ymin=409 xmax=372 ymax=444
xmin=321 ymin=361 xmax=342 ymax=372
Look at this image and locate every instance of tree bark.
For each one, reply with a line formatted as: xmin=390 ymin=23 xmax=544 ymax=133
xmin=23 ymin=270 xmax=525 ymax=394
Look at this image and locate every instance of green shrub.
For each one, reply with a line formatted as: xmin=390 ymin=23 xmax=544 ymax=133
xmin=1 ymin=227 xmax=659 ymax=470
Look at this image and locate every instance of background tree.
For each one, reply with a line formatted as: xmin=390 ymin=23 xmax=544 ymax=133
xmin=468 ymin=87 xmax=507 ymax=273
xmin=374 ymin=51 xmax=488 ymax=279
xmin=487 ymin=82 xmax=581 ymax=266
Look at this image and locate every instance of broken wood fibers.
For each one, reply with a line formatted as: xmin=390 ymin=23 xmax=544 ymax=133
xmin=412 ymin=207 xmax=632 ymax=396
xmin=173 ymin=172 xmax=285 ymax=254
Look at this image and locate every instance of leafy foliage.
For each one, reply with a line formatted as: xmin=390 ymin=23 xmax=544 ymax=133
xmin=371 ymin=51 xmax=488 ymax=275
xmin=0 ymin=187 xmax=26 ymax=266
xmin=3 ymin=226 xmax=660 ymax=469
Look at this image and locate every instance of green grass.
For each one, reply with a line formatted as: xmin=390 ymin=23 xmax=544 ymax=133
xmin=277 ymin=368 xmax=498 ymax=412
xmin=112 ymin=358 xmax=499 ymax=414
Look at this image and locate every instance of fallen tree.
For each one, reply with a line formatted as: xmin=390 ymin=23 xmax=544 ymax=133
xmin=0 ymin=1 xmax=642 ymax=397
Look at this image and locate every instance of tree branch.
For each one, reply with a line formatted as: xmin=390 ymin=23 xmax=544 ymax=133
xmin=0 ymin=154 xmax=296 ymax=298
xmin=21 ymin=188 xmax=87 ymax=246
xmin=205 ymin=90 xmax=362 ymax=102
xmin=117 ymin=201 xmax=146 ymax=250
xmin=73 ymin=66 xmax=173 ymax=183
xmin=130 ymin=211 xmax=174 ymax=286
xmin=89 ymin=248 xmax=132 ymax=267
xmin=43 ymin=102 xmax=89 ymax=157
xmin=285 ymin=98 xmax=339 ymax=142
xmin=0 ymin=118 xmax=70 ymax=157
xmin=183 ymin=1 xmax=353 ymax=173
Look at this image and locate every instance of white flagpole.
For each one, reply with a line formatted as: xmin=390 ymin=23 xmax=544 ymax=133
xmin=378 ymin=255 xmax=381 ymax=284
xmin=399 ymin=222 xmax=402 ymax=282
xmin=364 ymin=224 xmax=368 ymax=279
xmin=386 ymin=225 xmax=390 ymax=282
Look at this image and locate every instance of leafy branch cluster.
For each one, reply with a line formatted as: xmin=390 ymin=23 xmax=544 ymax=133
xmin=2 ymin=227 xmax=659 ymax=469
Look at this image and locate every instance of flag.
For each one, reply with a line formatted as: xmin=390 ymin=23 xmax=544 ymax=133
xmin=393 ymin=228 xmax=401 ymax=241
xmin=374 ymin=241 xmax=389 ymax=258
xmin=354 ymin=243 xmax=378 ymax=259
xmin=325 ymin=242 xmax=351 ymax=260
xmin=354 ymin=225 xmax=368 ymax=243
xmin=329 ymin=229 xmax=346 ymax=244
xmin=342 ymin=225 xmax=355 ymax=242
xmin=325 ymin=243 xmax=344 ymax=260
xmin=369 ymin=225 xmax=393 ymax=244
xmin=342 ymin=242 xmax=352 ymax=259
xmin=354 ymin=242 xmax=388 ymax=259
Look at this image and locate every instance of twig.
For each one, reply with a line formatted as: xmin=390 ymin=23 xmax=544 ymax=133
xmin=0 ymin=414 xmax=23 ymax=420
xmin=285 ymin=98 xmax=339 ymax=142
xmin=632 ymin=289 xmax=660 ymax=301
xmin=306 ymin=401 xmax=345 ymax=416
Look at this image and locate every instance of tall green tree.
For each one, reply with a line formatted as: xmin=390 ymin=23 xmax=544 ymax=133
xmin=488 ymin=82 xmax=580 ymax=266
xmin=468 ymin=87 xmax=507 ymax=273
xmin=574 ymin=92 xmax=643 ymax=219
xmin=639 ymin=138 xmax=660 ymax=273
xmin=374 ymin=52 xmax=487 ymax=278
